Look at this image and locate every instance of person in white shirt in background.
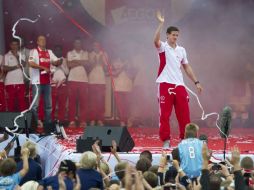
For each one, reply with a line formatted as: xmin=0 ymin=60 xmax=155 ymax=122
xmin=88 ymin=42 xmax=107 ymax=126
xmin=20 ymin=38 xmax=31 ymax=107
xmin=3 ymin=38 xmax=26 ymax=112
xmin=112 ymin=57 xmax=133 ymax=127
xmin=129 ymin=52 xmax=152 ymax=127
xmin=0 ymin=54 xmax=6 ymax=112
xmin=29 ymin=35 xmax=62 ymax=130
xmin=51 ymin=45 xmax=69 ymax=124
xmin=67 ymin=38 xmax=89 ymax=128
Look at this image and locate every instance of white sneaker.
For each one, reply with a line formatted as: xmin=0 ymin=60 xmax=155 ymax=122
xmin=163 ymin=140 xmax=170 ymax=149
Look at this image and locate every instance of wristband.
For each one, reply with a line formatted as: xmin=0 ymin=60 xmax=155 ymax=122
xmin=195 ymin=81 xmax=200 ymax=85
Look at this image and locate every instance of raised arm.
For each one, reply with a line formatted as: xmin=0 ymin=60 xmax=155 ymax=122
xmin=19 ymin=147 xmax=30 ymax=177
xmin=154 ymin=11 xmax=164 ymax=48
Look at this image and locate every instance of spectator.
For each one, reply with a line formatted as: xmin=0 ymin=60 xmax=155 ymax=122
xmin=143 ymin=171 xmax=158 ymax=188
xmin=77 ymin=151 xmax=103 ymax=190
xmin=88 ymin=42 xmax=107 ymax=127
xmin=178 ymin=123 xmax=203 ymax=179
xmin=16 ymin=141 xmax=42 ymax=185
xmin=0 ymin=148 xmax=29 ymax=189
xmin=114 ymin=162 xmax=128 ymax=183
xmin=139 ymin=150 xmax=153 ymax=164
xmin=67 ymin=38 xmax=89 ymax=128
xmin=136 ymin=157 xmax=152 ymax=173
xmin=38 ymin=159 xmax=79 ymax=190
xmin=3 ymin=38 xmax=26 ymax=112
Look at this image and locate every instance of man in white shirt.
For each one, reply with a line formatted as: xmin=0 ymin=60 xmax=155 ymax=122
xmin=3 ymin=38 xmax=26 ymax=112
xmin=51 ymin=45 xmax=69 ymax=124
xmin=154 ymin=11 xmax=203 ymax=148
xmin=0 ymin=54 xmax=6 ymax=111
xmin=29 ymin=35 xmax=62 ymax=130
xmin=67 ymin=38 xmax=89 ymax=127
xmin=112 ymin=57 xmax=133 ymax=127
xmin=88 ymin=42 xmax=106 ymax=126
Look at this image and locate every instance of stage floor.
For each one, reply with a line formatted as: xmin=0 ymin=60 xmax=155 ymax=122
xmin=57 ymin=127 xmax=254 ymax=154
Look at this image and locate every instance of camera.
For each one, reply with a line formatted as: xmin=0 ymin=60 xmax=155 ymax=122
xmin=212 ymin=163 xmax=222 ymax=171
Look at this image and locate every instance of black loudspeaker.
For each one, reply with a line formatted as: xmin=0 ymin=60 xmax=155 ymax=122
xmin=0 ymin=112 xmax=32 ymax=129
xmin=77 ymin=126 xmax=135 ymax=153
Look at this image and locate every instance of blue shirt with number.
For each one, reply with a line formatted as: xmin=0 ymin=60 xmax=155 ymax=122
xmin=178 ymin=138 xmax=203 ymax=178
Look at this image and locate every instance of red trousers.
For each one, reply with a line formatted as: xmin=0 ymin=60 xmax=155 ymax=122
xmin=115 ymin=91 xmax=130 ymax=123
xmin=5 ymin=84 xmax=26 ymax=112
xmin=88 ymin=84 xmax=105 ymax=121
xmin=68 ymin=81 xmax=88 ymax=122
xmin=158 ymin=83 xmax=190 ymax=141
xmin=52 ymin=84 xmax=68 ymax=122
xmin=0 ymin=82 xmax=6 ymax=111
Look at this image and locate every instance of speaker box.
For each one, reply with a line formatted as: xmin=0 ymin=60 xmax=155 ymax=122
xmin=0 ymin=112 xmax=32 ymax=129
xmin=77 ymin=126 xmax=135 ymax=153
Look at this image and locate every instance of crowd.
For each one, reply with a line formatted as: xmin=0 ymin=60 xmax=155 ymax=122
xmin=0 ymin=122 xmax=253 ymax=190
xmin=0 ymin=36 xmax=145 ymax=131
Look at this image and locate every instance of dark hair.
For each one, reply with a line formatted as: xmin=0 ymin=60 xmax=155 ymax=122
xmin=148 ymin=165 xmax=159 ymax=175
xmin=209 ymin=174 xmax=222 ymax=190
xmin=241 ymin=156 xmax=254 ymax=170
xmin=114 ymin=162 xmax=128 ymax=180
xmin=166 ymin=26 xmax=179 ymax=34
xmin=165 ymin=166 xmax=178 ymax=183
xmin=10 ymin=38 xmax=19 ymax=44
xmin=140 ymin=150 xmax=153 ymax=163
xmin=172 ymin=148 xmax=180 ymax=163
xmin=0 ymin=158 xmax=17 ymax=176
xmin=136 ymin=158 xmax=152 ymax=173
xmin=185 ymin=123 xmax=199 ymax=138
xmin=143 ymin=171 xmax=158 ymax=188
xmin=59 ymin=160 xmax=76 ymax=177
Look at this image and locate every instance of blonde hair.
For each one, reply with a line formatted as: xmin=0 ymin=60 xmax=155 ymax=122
xmin=79 ymin=151 xmax=97 ymax=169
xmin=21 ymin=181 xmax=39 ymax=190
xmin=22 ymin=141 xmax=37 ymax=158
xmin=185 ymin=123 xmax=199 ymax=138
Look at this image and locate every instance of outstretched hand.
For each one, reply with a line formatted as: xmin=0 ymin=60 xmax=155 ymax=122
xmin=156 ymin=11 xmax=164 ymax=23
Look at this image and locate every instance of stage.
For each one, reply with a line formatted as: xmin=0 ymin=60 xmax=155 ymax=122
xmin=2 ymin=126 xmax=254 ymax=177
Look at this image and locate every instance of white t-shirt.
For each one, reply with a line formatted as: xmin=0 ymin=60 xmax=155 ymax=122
xmin=113 ymin=60 xmax=132 ymax=92
xmin=67 ymin=50 xmax=89 ymax=82
xmin=0 ymin=55 xmax=4 ymax=82
xmin=88 ymin=51 xmax=106 ymax=84
xmin=4 ymin=51 xmax=24 ymax=85
xmin=29 ymin=48 xmax=59 ymax=84
xmin=52 ymin=58 xmax=69 ymax=86
xmin=20 ymin=47 xmax=30 ymax=79
xmin=156 ymin=41 xmax=188 ymax=86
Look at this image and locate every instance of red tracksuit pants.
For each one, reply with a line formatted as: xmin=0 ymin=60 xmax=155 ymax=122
xmin=52 ymin=84 xmax=68 ymax=122
xmin=5 ymin=84 xmax=26 ymax=112
xmin=158 ymin=83 xmax=190 ymax=141
xmin=0 ymin=82 xmax=6 ymax=111
xmin=88 ymin=84 xmax=105 ymax=122
xmin=68 ymin=81 xmax=88 ymax=122
xmin=115 ymin=91 xmax=130 ymax=123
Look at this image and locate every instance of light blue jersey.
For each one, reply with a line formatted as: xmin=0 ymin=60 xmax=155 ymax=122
xmin=178 ymin=138 xmax=203 ymax=178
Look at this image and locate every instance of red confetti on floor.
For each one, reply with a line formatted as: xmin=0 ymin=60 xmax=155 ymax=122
xmin=57 ymin=127 xmax=254 ymax=154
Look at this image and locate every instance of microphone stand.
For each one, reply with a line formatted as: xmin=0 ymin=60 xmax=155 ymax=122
xmin=223 ymin=122 xmax=229 ymax=161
